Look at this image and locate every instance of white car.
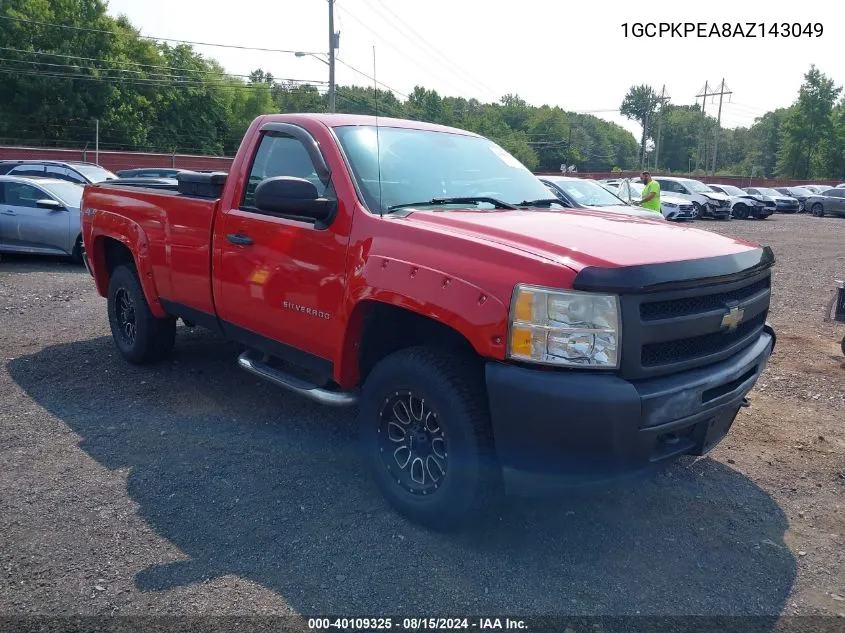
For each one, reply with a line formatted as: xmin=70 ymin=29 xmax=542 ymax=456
xmin=539 ymin=177 xmax=665 ymax=221
xmin=635 ymin=176 xmax=733 ymax=220
xmin=601 ymin=179 xmax=696 ymax=221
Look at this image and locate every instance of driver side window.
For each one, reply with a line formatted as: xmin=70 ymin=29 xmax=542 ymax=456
xmin=242 ymin=132 xmax=328 ymax=209
xmin=4 ymin=182 xmax=46 ymax=208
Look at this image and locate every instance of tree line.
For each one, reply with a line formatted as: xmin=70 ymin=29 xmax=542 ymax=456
xmin=621 ymin=66 xmax=844 ymax=180
xmin=2 ymin=0 xmax=843 ymax=179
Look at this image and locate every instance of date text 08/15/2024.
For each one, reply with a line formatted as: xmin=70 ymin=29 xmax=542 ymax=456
xmin=621 ymin=22 xmax=823 ymax=37
xmin=307 ymin=618 xmax=528 ymax=630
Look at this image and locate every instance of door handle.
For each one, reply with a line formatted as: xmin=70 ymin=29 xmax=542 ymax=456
xmin=226 ymin=233 xmax=254 ymax=246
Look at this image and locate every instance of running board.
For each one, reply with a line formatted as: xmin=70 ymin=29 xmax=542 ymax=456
xmin=237 ymin=351 xmax=358 ymax=407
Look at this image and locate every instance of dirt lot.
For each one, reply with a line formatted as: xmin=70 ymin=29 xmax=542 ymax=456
xmin=1 ymin=214 xmax=844 ymax=623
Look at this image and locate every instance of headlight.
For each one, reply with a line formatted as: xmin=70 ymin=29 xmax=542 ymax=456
xmin=508 ymin=285 xmax=621 ymax=368
xmin=663 ymin=202 xmax=678 ymax=208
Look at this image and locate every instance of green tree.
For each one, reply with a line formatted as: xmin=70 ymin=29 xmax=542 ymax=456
xmin=776 ymin=65 xmax=841 ymax=178
xmin=620 ymin=84 xmax=659 ymax=166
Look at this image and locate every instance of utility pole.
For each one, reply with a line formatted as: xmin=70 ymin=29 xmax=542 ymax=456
xmin=710 ymin=78 xmax=732 ymax=175
xmin=328 ymin=0 xmax=337 ymax=113
xmin=694 ymin=81 xmax=711 ymax=172
xmin=654 ymin=85 xmax=670 ymax=171
xmin=641 ymin=110 xmax=650 ymax=169
xmin=95 ymin=119 xmax=99 ymax=165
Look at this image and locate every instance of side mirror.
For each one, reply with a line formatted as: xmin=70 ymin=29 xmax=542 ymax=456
xmin=254 ymin=176 xmax=336 ymax=222
xmin=36 ymin=199 xmax=65 ymax=211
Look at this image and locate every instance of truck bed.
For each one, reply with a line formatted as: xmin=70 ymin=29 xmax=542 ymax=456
xmin=83 ymin=183 xmax=220 ymax=316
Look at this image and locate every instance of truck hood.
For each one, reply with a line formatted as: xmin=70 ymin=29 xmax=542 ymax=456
xmin=580 ymin=204 xmax=664 ymax=220
xmin=404 ymin=208 xmax=757 ymax=270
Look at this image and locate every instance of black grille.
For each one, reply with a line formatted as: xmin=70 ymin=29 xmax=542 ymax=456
xmin=640 ymin=277 xmax=770 ymax=321
xmin=641 ymin=313 xmax=766 ymax=367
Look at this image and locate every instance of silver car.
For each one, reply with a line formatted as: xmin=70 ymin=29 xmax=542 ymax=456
xmin=0 ymin=176 xmax=84 ymax=262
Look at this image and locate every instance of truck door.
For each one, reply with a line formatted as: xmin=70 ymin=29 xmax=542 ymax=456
xmin=214 ymin=123 xmax=350 ymax=374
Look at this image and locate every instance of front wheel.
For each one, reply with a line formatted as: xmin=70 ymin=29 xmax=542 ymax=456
xmin=733 ymin=204 xmax=749 ymax=220
xmin=70 ymin=235 xmax=84 ymax=264
xmin=812 ymin=203 xmax=825 ymax=217
xmin=692 ymin=201 xmax=703 ymax=218
xmin=360 ymin=347 xmax=498 ymax=530
xmin=107 ymin=265 xmax=176 ymax=364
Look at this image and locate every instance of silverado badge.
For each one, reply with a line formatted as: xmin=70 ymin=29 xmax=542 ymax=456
xmin=720 ymin=305 xmax=745 ymax=331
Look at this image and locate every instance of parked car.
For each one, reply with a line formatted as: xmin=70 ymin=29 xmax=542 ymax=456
xmin=80 ymin=113 xmax=775 ymax=529
xmin=773 ymin=186 xmax=814 ymax=212
xmin=540 ymin=176 xmax=665 ymax=220
xmin=0 ymin=160 xmax=117 ymax=184
xmin=806 ymin=188 xmax=845 ymax=217
xmin=637 ymin=176 xmax=732 ymax=219
xmin=600 ymin=179 xmax=694 ymax=220
xmin=744 ymin=187 xmax=800 ymax=213
xmin=115 ymin=168 xmax=186 ymax=179
xmin=0 ymin=176 xmax=84 ymax=262
xmin=800 ymin=185 xmax=828 ymax=194
xmin=707 ymin=184 xmax=774 ymax=219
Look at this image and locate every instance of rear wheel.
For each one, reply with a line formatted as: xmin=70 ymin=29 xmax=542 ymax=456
xmin=812 ymin=203 xmax=825 ymax=217
xmin=107 ymin=265 xmax=176 ymax=364
xmin=360 ymin=347 xmax=498 ymax=530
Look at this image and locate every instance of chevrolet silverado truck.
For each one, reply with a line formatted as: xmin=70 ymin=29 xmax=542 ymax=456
xmin=80 ymin=113 xmax=776 ymax=530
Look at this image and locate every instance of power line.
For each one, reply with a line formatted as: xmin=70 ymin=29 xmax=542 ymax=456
xmin=0 ymin=15 xmax=320 ymax=56
xmin=0 ymin=46 xmax=326 ymax=84
xmin=0 ymin=14 xmax=389 ymax=96
xmin=356 ymin=0 xmax=499 ymax=101
xmin=335 ymin=4 xmax=471 ymax=99
xmin=0 ymin=66 xmax=327 ymax=94
xmin=334 ymin=57 xmax=407 ymax=98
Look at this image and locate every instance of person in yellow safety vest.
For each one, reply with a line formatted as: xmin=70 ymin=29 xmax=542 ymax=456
xmin=636 ymin=171 xmax=661 ymax=214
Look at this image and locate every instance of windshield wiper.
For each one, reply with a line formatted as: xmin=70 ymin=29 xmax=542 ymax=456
xmin=517 ymin=198 xmax=566 ymax=207
xmin=387 ymin=196 xmax=517 ymax=211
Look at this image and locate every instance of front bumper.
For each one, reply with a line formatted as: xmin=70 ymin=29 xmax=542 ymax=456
xmin=704 ymin=203 xmax=732 ymax=218
xmin=486 ymin=326 xmax=775 ymax=495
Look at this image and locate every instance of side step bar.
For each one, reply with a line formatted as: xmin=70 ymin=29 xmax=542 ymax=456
xmin=237 ymin=351 xmax=359 ymax=407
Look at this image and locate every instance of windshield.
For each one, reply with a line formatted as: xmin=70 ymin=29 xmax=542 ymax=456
xmin=788 ymin=187 xmax=812 ymax=196
xmin=73 ymin=164 xmax=117 ymax=182
xmin=42 ymin=182 xmax=83 ymax=207
xmin=686 ymin=180 xmax=716 ymax=193
xmin=717 ymin=184 xmax=745 ymax=196
xmin=334 ymin=125 xmax=553 ymax=212
xmin=548 ymin=178 xmax=625 ymax=207
xmin=756 ymin=187 xmax=781 ymax=196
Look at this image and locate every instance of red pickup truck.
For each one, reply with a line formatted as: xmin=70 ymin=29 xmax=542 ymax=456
xmin=81 ymin=113 xmax=776 ymax=529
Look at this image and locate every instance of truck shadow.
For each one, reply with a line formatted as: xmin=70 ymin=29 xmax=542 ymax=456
xmin=7 ymin=332 xmax=797 ymax=617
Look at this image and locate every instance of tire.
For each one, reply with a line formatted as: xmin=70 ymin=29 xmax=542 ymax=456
xmin=70 ymin=235 xmax=84 ymax=264
xmin=692 ymin=201 xmax=704 ymax=219
xmin=359 ymin=346 xmax=498 ymax=530
xmin=811 ymin=203 xmax=825 ymax=217
xmin=841 ymin=335 xmax=845 ymax=358
xmin=733 ymin=204 xmax=749 ymax=220
xmin=107 ymin=265 xmax=176 ymax=364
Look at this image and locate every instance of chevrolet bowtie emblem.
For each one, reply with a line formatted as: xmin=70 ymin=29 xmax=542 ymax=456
xmin=721 ymin=306 xmax=745 ymax=330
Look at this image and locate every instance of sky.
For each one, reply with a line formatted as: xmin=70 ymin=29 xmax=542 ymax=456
xmin=104 ymin=0 xmax=841 ymax=141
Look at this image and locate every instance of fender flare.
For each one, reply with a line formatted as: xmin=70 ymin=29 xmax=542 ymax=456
xmin=90 ymin=213 xmax=166 ymax=318
xmin=335 ymin=256 xmax=509 ymax=387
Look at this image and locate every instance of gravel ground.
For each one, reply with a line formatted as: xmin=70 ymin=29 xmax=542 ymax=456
xmin=1 ymin=214 xmax=844 ymax=622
